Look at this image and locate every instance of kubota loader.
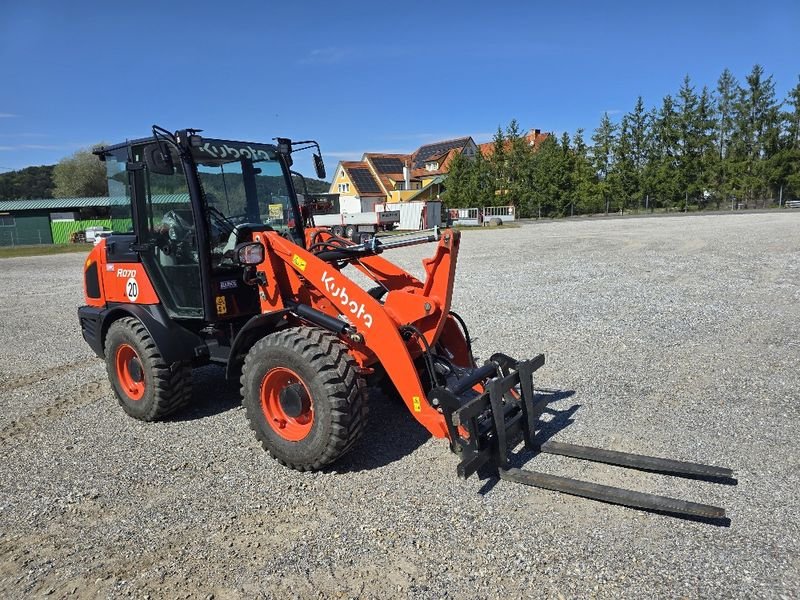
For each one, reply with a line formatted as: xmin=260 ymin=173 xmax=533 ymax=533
xmin=79 ymin=126 xmax=734 ymax=520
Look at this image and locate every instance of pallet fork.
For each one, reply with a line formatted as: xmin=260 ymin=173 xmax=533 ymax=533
xmin=432 ymin=354 xmax=735 ymax=520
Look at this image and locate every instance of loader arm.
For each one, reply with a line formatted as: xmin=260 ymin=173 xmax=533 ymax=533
xmin=251 ymin=229 xmax=467 ymax=439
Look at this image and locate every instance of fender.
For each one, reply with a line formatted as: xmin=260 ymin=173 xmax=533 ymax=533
xmin=224 ymin=309 xmax=290 ymax=380
xmin=80 ymin=303 xmax=205 ymax=365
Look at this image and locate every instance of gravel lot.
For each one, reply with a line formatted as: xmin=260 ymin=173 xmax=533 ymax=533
xmin=1 ymin=212 xmax=798 ymax=599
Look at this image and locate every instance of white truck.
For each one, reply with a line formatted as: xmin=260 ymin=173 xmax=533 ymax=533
xmin=302 ymin=193 xmax=399 ymax=241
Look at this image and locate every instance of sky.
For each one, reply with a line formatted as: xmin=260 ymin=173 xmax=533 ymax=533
xmin=1 ymin=0 xmax=798 ymax=178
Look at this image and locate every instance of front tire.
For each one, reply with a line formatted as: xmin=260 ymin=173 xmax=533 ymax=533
xmin=104 ymin=317 xmax=192 ymax=421
xmin=241 ymin=327 xmax=368 ymax=470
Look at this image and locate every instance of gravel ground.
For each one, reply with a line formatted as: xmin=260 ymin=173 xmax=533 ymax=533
xmin=0 ymin=212 xmax=798 ymax=599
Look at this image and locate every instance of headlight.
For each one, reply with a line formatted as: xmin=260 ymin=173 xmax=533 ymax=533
xmin=235 ymin=242 xmax=265 ymax=265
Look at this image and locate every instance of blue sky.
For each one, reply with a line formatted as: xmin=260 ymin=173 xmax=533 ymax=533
xmin=1 ymin=0 xmax=798 ymax=178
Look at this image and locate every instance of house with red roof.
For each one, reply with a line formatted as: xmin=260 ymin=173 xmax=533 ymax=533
xmin=329 ymin=129 xmax=547 ymax=208
xmin=477 ymin=128 xmax=550 ymax=158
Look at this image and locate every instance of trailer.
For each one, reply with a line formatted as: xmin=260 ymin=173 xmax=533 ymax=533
xmin=303 ymin=193 xmax=399 ymax=241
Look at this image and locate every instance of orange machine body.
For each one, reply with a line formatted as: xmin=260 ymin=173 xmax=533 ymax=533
xmin=83 ymin=240 xmax=159 ymax=307
xmin=82 ymin=228 xmax=471 ymax=441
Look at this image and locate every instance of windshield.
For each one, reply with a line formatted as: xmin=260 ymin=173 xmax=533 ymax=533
xmin=192 ymin=140 xmax=300 ymax=236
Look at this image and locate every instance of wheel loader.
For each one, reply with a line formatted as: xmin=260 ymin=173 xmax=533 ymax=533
xmin=78 ymin=126 xmax=734 ymax=520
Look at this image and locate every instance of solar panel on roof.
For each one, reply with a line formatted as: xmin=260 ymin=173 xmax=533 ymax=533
xmin=413 ymin=138 xmax=469 ymax=169
xmin=349 ymin=168 xmax=382 ymax=194
xmin=372 ymin=157 xmax=404 ymax=173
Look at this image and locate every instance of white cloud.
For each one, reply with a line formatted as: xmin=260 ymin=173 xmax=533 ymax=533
xmin=0 ymin=113 xmax=19 ymax=118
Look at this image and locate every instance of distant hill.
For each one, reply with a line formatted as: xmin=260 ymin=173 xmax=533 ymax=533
xmin=0 ymin=165 xmax=55 ymax=200
xmin=292 ymin=175 xmax=331 ymax=195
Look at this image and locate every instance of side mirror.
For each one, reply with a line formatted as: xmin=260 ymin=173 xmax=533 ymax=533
xmin=313 ymin=153 xmax=326 ymax=180
xmin=143 ymin=143 xmax=175 ymax=176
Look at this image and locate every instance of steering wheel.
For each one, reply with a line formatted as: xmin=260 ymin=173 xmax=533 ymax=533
xmin=157 ymin=210 xmax=196 ymax=261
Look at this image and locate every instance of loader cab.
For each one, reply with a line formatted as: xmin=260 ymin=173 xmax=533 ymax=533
xmin=98 ymin=133 xmax=306 ymax=323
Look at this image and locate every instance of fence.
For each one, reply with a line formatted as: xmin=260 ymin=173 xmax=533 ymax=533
xmin=448 ymin=206 xmax=515 ymax=226
xmin=483 ymin=206 xmax=516 ymax=222
xmin=449 ymin=208 xmax=481 ymax=226
xmin=0 ymin=229 xmax=48 ymax=246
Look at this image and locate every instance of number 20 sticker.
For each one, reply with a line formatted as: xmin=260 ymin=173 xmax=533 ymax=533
xmin=126 ymin=277 xmax=139 ymax=302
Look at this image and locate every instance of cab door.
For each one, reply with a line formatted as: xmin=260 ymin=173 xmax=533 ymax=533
xmin=131 ymin=144 xmax=203 ymax=319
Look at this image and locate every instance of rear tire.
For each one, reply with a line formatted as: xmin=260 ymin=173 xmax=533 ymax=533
xmin=104 ymin=317 xmax=192 ymax=421
xmin=241 ymin=326 xmax=368 ymax=470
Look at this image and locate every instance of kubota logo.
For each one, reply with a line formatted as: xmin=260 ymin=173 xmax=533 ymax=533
xmin=321 ymin=271 xmax=373 ymax=329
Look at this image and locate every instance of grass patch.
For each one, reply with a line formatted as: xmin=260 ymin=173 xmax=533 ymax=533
xmin=0 ymin=244 xmax=92 ymax=259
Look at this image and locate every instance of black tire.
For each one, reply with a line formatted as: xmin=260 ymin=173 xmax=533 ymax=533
xmin=104 ymin=316 xmax=192 ymax=421
xmin=241 ymin=326 xmax=368 ymax=470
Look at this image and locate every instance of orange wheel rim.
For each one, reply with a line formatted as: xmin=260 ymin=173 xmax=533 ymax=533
xmin=115 ymin=343 xmax=145 ymax=401
xmin=260 ymin=367 xmax=314 ymax=441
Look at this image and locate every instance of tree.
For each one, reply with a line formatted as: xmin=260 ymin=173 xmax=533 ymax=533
xmin=53 ymin=146 xmax=107 ymax=198
xmin=733 ymin=65 xmax=781 ymax=205
xmin=626 ymin=96 xmax=652 ymax=207
xmin=558 ymin=131 xmax=576 ymax=216
xmin=527 ymin=136 xmax=563 ymax=217
xmin=677 ymin=75 xmax=703 ymax=210
xmin=488 ymin=125 xmax=507 ymax=200
xmin=609 ymin=116 xmax=637 ymax=213
xmin=0 ymin=165 xmax=55 ymax=200
xmin=571 ymin=129 xmax=598 ymax=214
xmin=505 ymin=119 xmax=533 ymax=211
xmin=770 ymin=76 xmax=800 ymax=200
xmin=695 ymin=86 xmax=717 ymax=209
xmin=650 ymin=95 xmax=682 ymax=209
xmin=592 ymin=112 xmax=617 ymax=214
xmin=712 ymin=68 xmax=740 ymax=209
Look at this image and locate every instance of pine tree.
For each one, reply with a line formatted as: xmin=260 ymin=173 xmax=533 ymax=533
xmin=677 ymin=75 xmax=701 ymax=210
xmin=571 ymin=129 xmax=598 ymax=214
xmin=505 ymin=119 xmax=533 ymax=211
xmin=442 ymin=152 xmax=472 ymax=208
xmin=734 ymin=65 xmax=781 ymax=205
xmin=651 ymin=95 xmax=682 ymax=209
xmin=489 ymin=125 xmax=507 ymax=201
xmin=770 ymin=77 xmax=800 ymax=201
xmin=592 ymin=112 xmax=617 ymax=214
xmin=713 ymin=68 xmax=740 ymax=209
xmin=528 ymin=136 xmax=562 ymax=217
xmin=626 ymin=96 xmax=651 ymax=207
xmin=696 ymin=86 xmax=717 ymax=208
xmin=559 ymin=131 xmax=576 ymax=216
xmin=609 ymin=116 xmax=637 ymax=213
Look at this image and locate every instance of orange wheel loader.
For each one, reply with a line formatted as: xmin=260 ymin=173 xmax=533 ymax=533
xmin=79 ymin=126 xmax=735 ymax=520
